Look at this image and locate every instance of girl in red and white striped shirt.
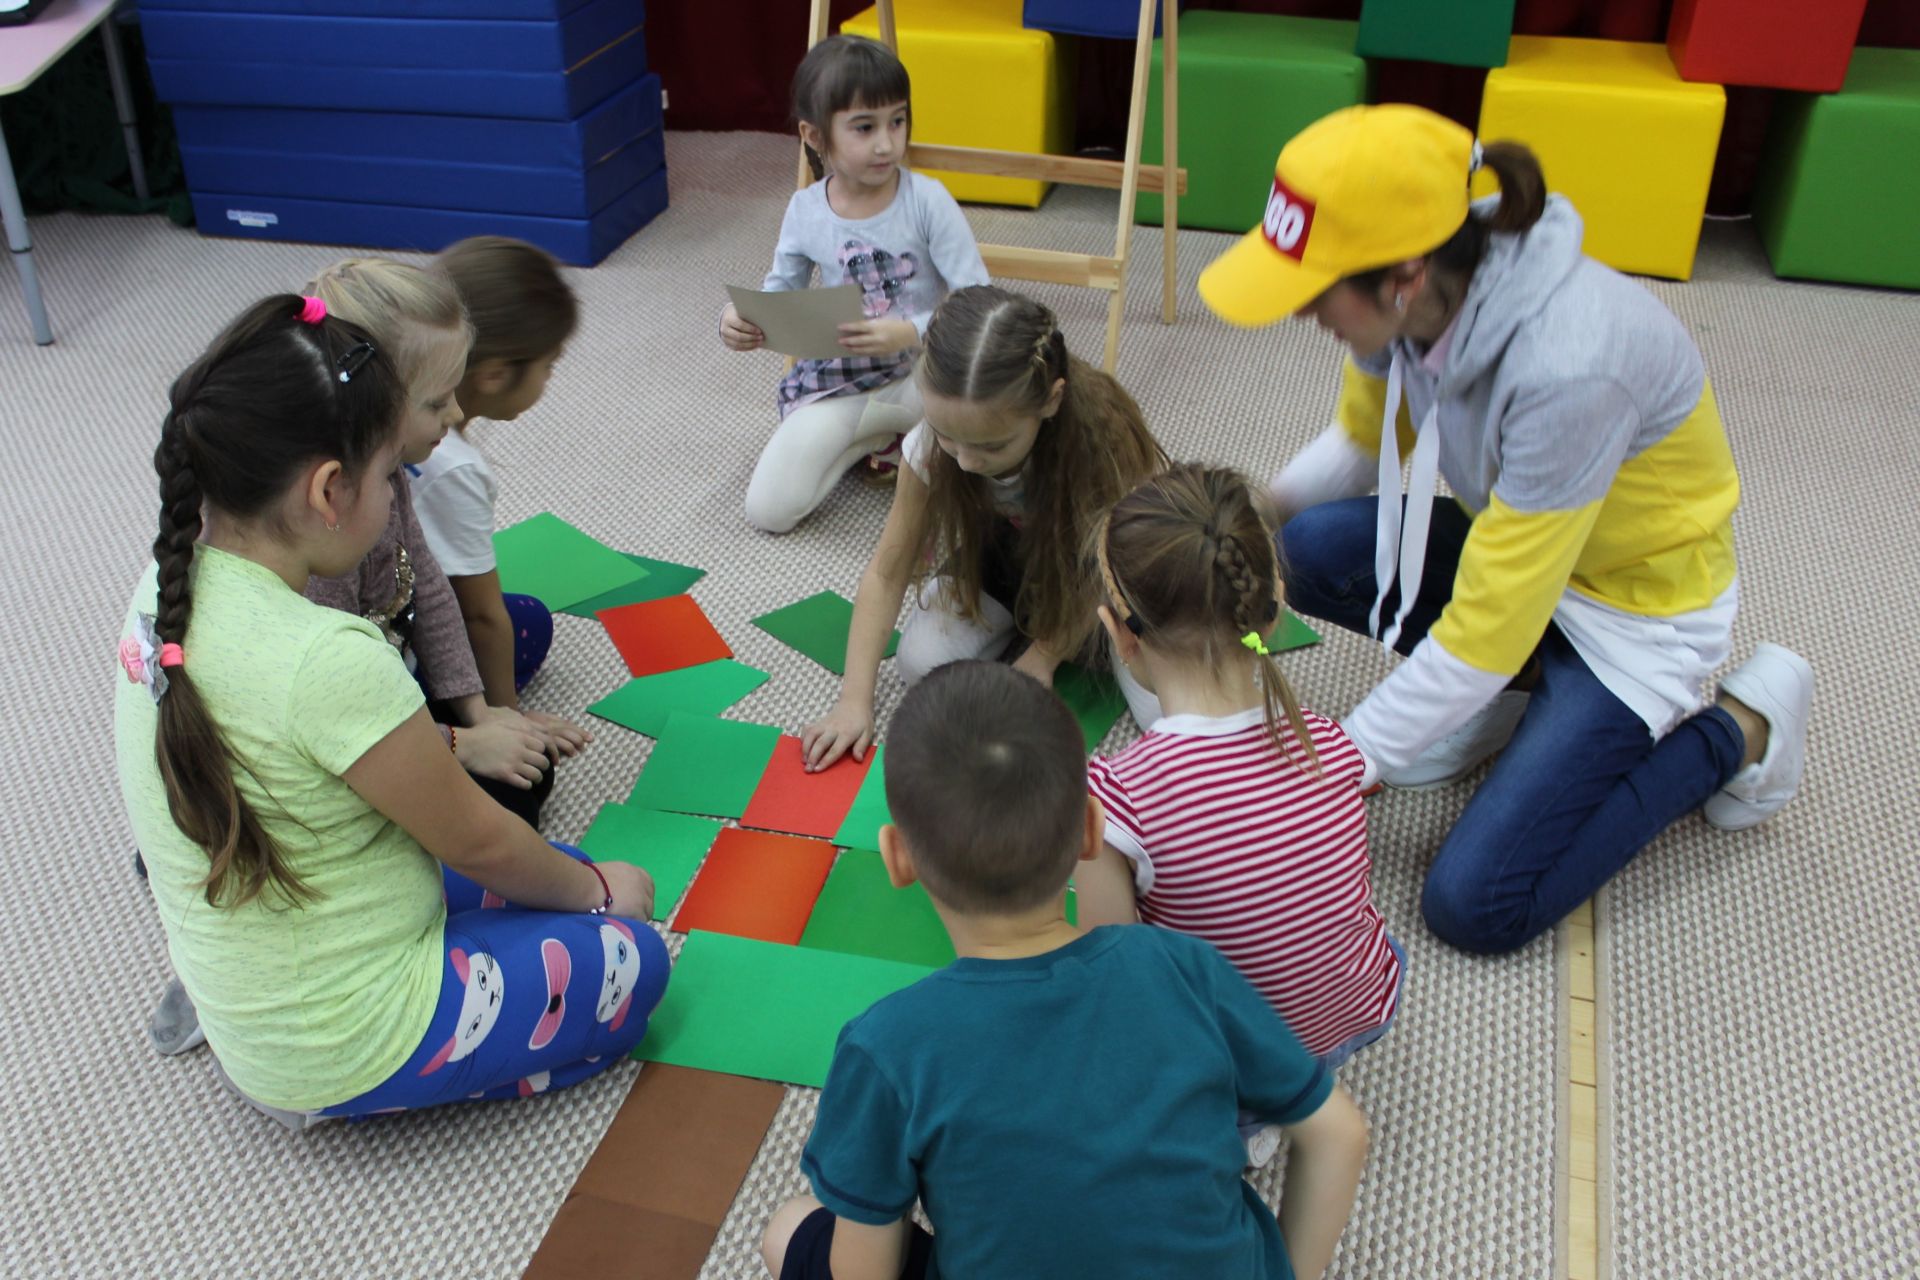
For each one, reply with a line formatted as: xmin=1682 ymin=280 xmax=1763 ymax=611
xmin=1078 ymin=464 xmax=1403 ymax=1066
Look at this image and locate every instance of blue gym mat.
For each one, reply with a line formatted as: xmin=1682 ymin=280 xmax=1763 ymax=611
xmin=147 ymin=27 xmax=645 ymax=118
xmin=190 ymin=165 xmax=668 ymax=265
xmin=141 ymin=0 xmax=641 ymax=73
xmin=140 ymin=0 xmax=595 ymax=16
xmin=172 ymin=73 xmax=661 ymax=172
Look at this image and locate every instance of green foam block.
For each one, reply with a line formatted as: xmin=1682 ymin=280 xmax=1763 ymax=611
xmin=491 ymin=513 xmax=649 ymax=613
xmin=801 ymin=849 xmax=956 ymax=969
xmin=1356 ymin=0 xmax=1514 ymax=69
xmin=588 ymin=660 xmax=771 ymax=737
xmin=626 ymin=712 xmax=782 ymax=820
xmin=634 ymin=931 xmax=934 ymax=1087
xmin=1138 ymin=14 xmax=1370 ymax=232
xmin=561 ymin=553 xmax=709 ymax=619
xmin=578 ymin=803 xmax=722 ymax=922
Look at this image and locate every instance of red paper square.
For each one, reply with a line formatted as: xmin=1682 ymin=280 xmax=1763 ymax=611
xmin=669 ymin=828 xmax=835 ymax=945
xmin=598 ymin=594 xmax=732 ymax=678
xmin=740 ymin=736 xmax=872 ymax=840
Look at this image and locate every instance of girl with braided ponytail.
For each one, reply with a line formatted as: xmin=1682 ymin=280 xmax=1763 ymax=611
xmin=115 ymin=296 xmax=666 ymax=1126
xmin=803 ymin=285 xmax=1167 ymax=771
xmin=1077 ymin=464 xmax=1403 ymax=1080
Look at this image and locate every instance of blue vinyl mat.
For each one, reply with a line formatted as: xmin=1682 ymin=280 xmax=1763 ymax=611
xmin=140 ymin=0 xmax=596 ymax=16
xmin=141 ymin=0 xmax=641 ymax=73
xmin=148 ymin=27 xmax=645 ymax=118
xmin=190 ymin=165 xmax=668 ymax=265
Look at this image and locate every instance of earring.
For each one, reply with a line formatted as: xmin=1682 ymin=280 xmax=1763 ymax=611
xmin=1393 ymin=293 xmax=1407 ymax=313
xmin=326 ymin=521 xmax=340 ymax=533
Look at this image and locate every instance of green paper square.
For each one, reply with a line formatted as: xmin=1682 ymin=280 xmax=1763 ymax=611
xmin=830 ymin=744 xmax=890 ymax=852
xmin=577 ymin=803 xmax=721 ymax=922
xmin=560 ymin=553 xmax=710 ymax=619
xmin=750 ymin=590 xmax=899 ymax=675
xmin=1268 ymin=610 xmax=1321 ymax=653
xmin=626 ymin=712 xmax=782 ymax=819
xmin=587 ymin=660 xmax=771 ymax=737
xmin=491 ymin=513 xmax=650 ymax=613
xmin=801 ymin=849 xmax=956 ymax=969
xmin=1056 ymin=663 xmax=1131 ymax=753
xmin=633 ymin=931 xmax=934 ymax=1086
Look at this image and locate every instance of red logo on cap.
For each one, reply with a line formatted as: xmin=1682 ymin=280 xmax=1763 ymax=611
xmin=1261 ymin=177 xmax=1315 ymax=262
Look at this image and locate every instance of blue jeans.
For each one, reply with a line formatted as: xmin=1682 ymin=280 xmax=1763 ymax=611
xmin=1281 ymin=498 xmax=1747 ymax=954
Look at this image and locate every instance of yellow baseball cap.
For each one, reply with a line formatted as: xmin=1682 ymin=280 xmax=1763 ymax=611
xmin=1199 ymin=104 xmax=1478 ymax=329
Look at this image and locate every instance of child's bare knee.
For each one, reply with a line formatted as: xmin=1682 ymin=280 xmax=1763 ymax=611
xmin=760 ymin=1195 xmax=823 ymax=1277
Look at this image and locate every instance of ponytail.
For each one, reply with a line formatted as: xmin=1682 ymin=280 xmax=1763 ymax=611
xmin=1100 ymin=464 xmax=1321 ymax=776
xmin=147 ymin=294 xmax=403 ymax=909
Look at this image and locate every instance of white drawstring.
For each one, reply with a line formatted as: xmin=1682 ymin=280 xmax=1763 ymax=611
xmin=1370 ymin=349 xmax=1442 ymax=654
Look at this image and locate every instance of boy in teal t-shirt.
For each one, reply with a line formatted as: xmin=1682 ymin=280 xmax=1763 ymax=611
xmin=762 ymin=662 xmax=1371 ymax=1280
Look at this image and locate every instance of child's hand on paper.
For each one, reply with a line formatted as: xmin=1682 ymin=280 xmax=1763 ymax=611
xmin=838 ymin=317 xmax=917 ymax=357
xmin=802 ymin=697 xmax=876 ymax=772
xmin=720 ymin=303 xmax=765 ymax=352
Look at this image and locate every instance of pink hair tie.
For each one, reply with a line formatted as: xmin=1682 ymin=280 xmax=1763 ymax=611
xmin=298 ymin=296 xmax=328 ymax=325
xmin=158 ymin=643 xmax=185 ymax=669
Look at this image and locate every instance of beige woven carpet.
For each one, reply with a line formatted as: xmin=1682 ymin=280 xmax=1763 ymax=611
xmin=1599 ymin=239 xmax=1920 ymax=1278
xmin=10 ymin=126 xmax=1898 ymax=1277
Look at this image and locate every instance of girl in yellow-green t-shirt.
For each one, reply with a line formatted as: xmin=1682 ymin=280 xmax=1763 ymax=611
xmin=114 ymin=295 xmax=667 ymax=1123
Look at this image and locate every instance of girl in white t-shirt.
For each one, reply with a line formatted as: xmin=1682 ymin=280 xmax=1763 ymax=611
xmin=719 ymin=35 xmax=988 ymax=534
xmin=412 ymin=236 xmax=584 ymax=725
xmin=1077 ymin=464 xmax=1403 ymax=1070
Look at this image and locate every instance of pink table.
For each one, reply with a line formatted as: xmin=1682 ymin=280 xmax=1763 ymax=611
xmin=1 ymin=0 xmax=149 ymax=345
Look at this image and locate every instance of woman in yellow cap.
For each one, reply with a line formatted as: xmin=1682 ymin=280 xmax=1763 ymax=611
xmin=1198 ymin=104 xmax=1812 ymax=954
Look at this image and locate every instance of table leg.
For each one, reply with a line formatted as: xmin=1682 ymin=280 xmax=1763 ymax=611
xmin=0 ymin=118 xmax=54 ymax=346
xmin=100 ymin=8 xmax=150 ymax=202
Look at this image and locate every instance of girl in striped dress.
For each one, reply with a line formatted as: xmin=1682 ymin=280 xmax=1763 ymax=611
xmin=1078 ymin=464 xmax=1403 ymax=1069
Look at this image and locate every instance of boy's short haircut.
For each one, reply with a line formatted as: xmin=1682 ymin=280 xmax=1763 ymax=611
xmin=884 ymin=661 xmax=1088 ymax=914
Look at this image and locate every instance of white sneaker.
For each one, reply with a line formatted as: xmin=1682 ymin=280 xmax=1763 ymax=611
xmin=1244 ymin=1123 xmax=1284 ymax=1170
xmin=1704 ymin=643 xmax=1813 ymax=831
xmin=1381 ymin=689 xmax=1530 ymax=790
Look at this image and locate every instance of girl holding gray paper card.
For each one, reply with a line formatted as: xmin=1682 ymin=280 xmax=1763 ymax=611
xmin=719 ymin=35 xmax=988 ymax=535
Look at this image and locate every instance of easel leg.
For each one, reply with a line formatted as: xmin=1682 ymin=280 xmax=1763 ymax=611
xmin=1160 ymin=0 xmax=1178 ymax=325
xmin=0 ymin=120 xmax=53 ymax=346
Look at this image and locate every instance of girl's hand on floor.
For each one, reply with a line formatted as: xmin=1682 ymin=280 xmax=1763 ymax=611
xmin=720 ymin=304 xmax=765 ymax=352
xmin=802 ymin=699 xmax=875 ymax=772
xmin=838 ymin=317 xmax=917 ymax=357
xmin=524 ymin=710 xmax=592 ymax=759
xmin=599 ymin=861 xmax=656 ymax=921
xmin=456 ymin=715 xmax=550 ymax=789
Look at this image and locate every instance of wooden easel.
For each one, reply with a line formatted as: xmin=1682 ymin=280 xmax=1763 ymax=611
xmin=800 ymin=0 xmax=1184 ymax=373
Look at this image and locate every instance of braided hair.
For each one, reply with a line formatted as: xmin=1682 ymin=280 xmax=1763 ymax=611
xmin=1097 ymin=463 xmax=1322 ymax=774
xmin=150 ymin=295 xmax=404 ymax=908
xmin=916 ymin=286 xmax=1168 ymax=663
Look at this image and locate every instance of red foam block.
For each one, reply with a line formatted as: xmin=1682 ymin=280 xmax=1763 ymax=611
xmin=1668 ymin=0 xmax=1868 ymax=93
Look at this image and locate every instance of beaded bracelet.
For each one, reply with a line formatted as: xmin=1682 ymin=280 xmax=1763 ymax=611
xmin=448 ymin=725 xmax=458 ymax=754
xmin=584 ymin=859 xmax=613 ymax=916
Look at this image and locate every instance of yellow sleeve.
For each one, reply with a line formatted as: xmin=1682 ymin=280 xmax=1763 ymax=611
xmin=1334 ymin=358 xmax=1415 ymax=460
xmin=1431 ymin=494 xmax=1604 ymax=677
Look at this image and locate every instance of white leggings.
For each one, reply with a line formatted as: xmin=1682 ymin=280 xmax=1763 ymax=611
xmin=744 ymin=379 xmax=923 ymax=534
xmin=895 ymin=580 xmax=1162 ymax=731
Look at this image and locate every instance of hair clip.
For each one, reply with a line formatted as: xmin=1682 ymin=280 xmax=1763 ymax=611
xmin=298 ymin=296 xmax=328 ymax=325
xmin=336 ymin=340 xmax=376 ymax=383
xmin=1240 ymin=630 xmax=1271 ymax=657
xmin=1469 ymin=140 xmax=1486 ymax=175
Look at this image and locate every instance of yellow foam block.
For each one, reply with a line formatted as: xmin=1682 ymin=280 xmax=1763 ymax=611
xmin=1477 ymin=36 xmax=1725 ymax=280
xmin=844 ymin=0 xmax=1072 ymax=208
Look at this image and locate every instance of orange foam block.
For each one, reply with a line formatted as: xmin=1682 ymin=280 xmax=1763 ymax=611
xmin=740 ymin=736 xmax=873 ymax=841
xmin=598 ymin=594 xmax=731 ymax=678
xmin=669 ymin=828 xmax=836 ymax=945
